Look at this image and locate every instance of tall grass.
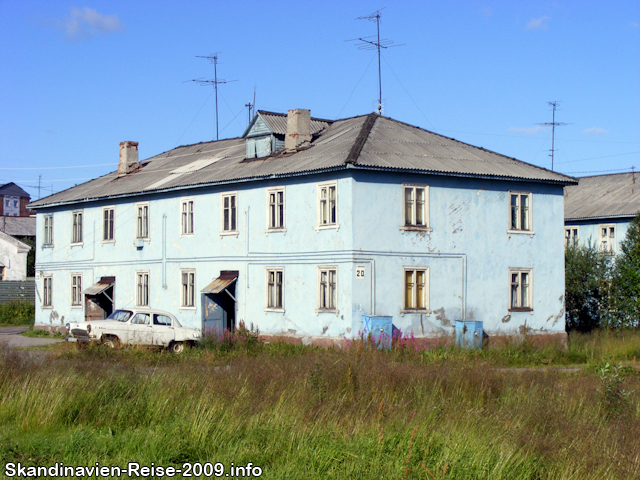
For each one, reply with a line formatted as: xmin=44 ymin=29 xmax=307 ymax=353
xmin=0 ymin=335 xmax=638 ymax=479
xmin=0 ymin=299 xmax=34 ymax=326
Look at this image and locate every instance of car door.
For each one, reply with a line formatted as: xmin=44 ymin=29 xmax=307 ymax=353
xmin=152 ymin=314 xmax=175 ymax=347
xmin=129 ymin=313 xmax=153 ymax=345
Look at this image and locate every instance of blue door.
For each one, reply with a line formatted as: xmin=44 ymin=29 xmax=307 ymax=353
xmin=202 ymin=294 xmax=226 ymax=335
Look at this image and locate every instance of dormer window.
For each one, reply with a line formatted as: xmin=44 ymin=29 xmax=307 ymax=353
xmin=246 ymin=135 xmax=275 ymax=159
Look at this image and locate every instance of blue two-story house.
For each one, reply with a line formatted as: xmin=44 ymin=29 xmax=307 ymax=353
xmin=29 ymin=109 xmax=576 ymax=346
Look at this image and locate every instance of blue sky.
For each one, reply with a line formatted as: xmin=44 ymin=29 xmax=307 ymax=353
xmin=1 ymin=1 xmax=638 ymax=198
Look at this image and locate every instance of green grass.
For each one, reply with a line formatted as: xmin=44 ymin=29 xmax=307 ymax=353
xmin=0 ymin=300 xmax=34 ymax=326
xmin=20 ymin=328 xmax=64 ymax=339
xmin=0 ymin=330 xmax=639 ymax=479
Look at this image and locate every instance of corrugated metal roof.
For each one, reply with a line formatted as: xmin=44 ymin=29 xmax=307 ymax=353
xmin=564 ymin=172 xmax=640 ymax=220
xmin=257 ymin=110 xmax=332 ymax=136
xmin=83 ymin=278 xmax=115 ymax=296
xmin=0 ymin=182 xmax=30 ymax=198
xmin=28 ymin=114 xmax=575 ymax=209
xmin=201 ymin=276 xmax=237 ymax=294
xmin=0 ymin=216 xmax=36 ymax=237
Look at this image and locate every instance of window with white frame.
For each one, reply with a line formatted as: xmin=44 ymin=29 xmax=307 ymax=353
xmin=181 ymin=269 xmax=195 ymax=308
xmin=510 ymin=269 xmax=532 ymax=310
xmin=565 ymin=226 xmax=579 ymax=247
xmin=318 ymin=266 xmax=337 ymax=311
xmin=267 ymin=187 xmax=285 ymax=230
xmin=181 ymin=199 xmax=194 ymax=235
xmin=136 ymin=271 xmax=149 ymax=307
xmin=403 ymin=268 xmax=429 ymax=311
xmin=136 ymin=203 xmax=149 ymax=239
xmin=43 ymin=214 xmax=53 ymax=246
xmin=221 ymin=193 xmax=237 ymax=233
xmin=103 ymin=206 xmax=115 ymax=242
xmin=317 ymin=182 xmax=337 ymax=228
xmin=266 ymin=268 xmax=284 ymax=310
xmin=43 ymin=275 xmax=52 ymax=307
xmin=403 ymin=185 xmax=429 ymax=228
xmin=71 ymin=273 xmax=82 ymax=306
xmin=509 ymin=192 xmax=532 ymax=231
xmin=599 ymin=224 xmax=616 ymax=255
xmin=72 ymin=210 xmax=83 ymax=244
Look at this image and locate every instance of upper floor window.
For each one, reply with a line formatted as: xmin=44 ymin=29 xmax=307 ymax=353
xmin=181 ymin=199 xmax=194 ymax=235
xmin=403 ymin=185 xmax=429 ymax=229
xmin=136 ymin=271 xmax=149 ymax=307
xmin=103 ymin=206 xmax=115 ymax=242
xmin=317 ymin=182 xmax=337 ymax=228
xmin=317 ymin=266 xmax=337 ymax=311
xmin=267 ymin=188 xmax=285 ymax=230
xmin=221 ymin=193 xmax=237 ymax=233
xmin=403 ymin=268 xmax=429 ymax=311
xmin=72 ymin=211 xmax=83 ymax=244
xmin=599 ymin=224 xmax=616 ymax=255
xmin=510 ymin=192 xmax=532 ymax=232
xmin=43 ymin=214 xmax=53 ymax=246
xmin=136 ymin=203 xmax=149 ymax=239
xmin=181 ymin=269 xmax=195 ymax=308
xmin=43 ymin=275 xmax=52 ymax=307
xmin=565 ymin=227 xmax=579 ymax=247
xmin=510 ymin=268 xmax=532 ymax=311
xmin=266 ymin=268 xmax=284 ymax=310
xmin=71 ymin=273 xmax=82 ymax=306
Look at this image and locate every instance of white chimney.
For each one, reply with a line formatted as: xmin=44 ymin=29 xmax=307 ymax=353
xmin=285 ymin=109 xmax=312 ymax=151
xmin=118 ymin=141 xmax=139 ymax=175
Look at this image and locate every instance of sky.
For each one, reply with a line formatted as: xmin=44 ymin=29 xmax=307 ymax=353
xmin=1 ymin=1 xmax=638 ymax=199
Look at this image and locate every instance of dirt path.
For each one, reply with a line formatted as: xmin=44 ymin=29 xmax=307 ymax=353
xmin=0 ymin=326 xmax=64 ymax=348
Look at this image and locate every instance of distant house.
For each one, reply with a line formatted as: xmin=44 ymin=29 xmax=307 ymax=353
xmin=28 ymin=109 xmax=576 ymax=344
xmin=0 ymin=231 xmax=31 ymax=281
xmin=0 ymin=183 xmax=33 ymax=217
xmin=564 ymin=172 xmax=640 ymax=255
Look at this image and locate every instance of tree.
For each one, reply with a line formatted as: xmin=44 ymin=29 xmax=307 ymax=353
xmin=565 ymin=240 xmax=612 ymax=332
xmin=605 ymin=214 xmax=640 ymax=328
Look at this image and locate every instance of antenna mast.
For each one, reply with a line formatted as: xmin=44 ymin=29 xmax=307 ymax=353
xmin=189 ymin=53 xmax=237 ymax=141
xmin=537 ymin=101 xmax=568 ymax=171
xmin=347 ymin=8 xmax=404 ymax=115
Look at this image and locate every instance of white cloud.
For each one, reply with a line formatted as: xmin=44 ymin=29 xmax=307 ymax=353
xmin=583 ymin=127 xmax=610 ymax=136
xmin=509 ymin=125 xmax=547 ymax=135
xmin=56 ymin=7 xmax=122 ymax=41
xmin=526 ymin=16 xmax=550 ymax=30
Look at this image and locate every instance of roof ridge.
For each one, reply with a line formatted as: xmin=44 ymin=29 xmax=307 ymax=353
xmin=344 ymin=113 xmax=378 ymax=165
xmin=257 ymin=110 xmax=335 ymax=124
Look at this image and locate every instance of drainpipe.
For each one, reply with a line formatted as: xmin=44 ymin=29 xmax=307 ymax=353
xmin=162 ymin=214 xmax=167 ymax=288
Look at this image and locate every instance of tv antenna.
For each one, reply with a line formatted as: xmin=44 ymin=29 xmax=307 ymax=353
xmin=188 ymin=53 xmax=237 ymax=141
xmin=245 ymin=86 xmax=256 ymax=126
xmin=346 ymin=8 xmax=404 ymax=115
xmin=537 ymin=101 xmax=569 ymax=171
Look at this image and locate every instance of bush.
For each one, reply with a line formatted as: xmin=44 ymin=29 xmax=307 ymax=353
xmin=0 ymin=299 xmax=35 ymax=326
xmin=565 ymin=241 xmax=612 ymax=332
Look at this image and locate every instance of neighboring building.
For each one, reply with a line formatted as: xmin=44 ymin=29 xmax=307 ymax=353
xmin=0 ymin=230 xmax=31 ymax=281
xmin=28 ymin=109 xmax=576 ymax=344
xmin=0 ymin=183 xmax=33 ymax=217
xmin=564 ymin=172 xmax=640 ymax=255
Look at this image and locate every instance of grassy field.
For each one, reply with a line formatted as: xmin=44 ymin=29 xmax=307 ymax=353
xmin=0 ymin=330 xmax=639 ymax=479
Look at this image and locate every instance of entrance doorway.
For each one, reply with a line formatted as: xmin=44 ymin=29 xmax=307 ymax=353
xmin=83 ymin=276 xmax=115 ymax=322
xmin=201 ymin=271 xmax=237 ymax=334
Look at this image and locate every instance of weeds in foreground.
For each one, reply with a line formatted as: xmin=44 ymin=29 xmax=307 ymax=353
xmin=598 ymin=362 xmax=635 ymax=418
xmin=0 ymin=299 xmax=34 ymax=326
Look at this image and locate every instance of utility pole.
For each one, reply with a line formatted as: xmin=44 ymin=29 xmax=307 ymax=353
xmin=189 ymin=53 xmax=237 ymax=141
xmin=37 ymin=175 xmax=41 ymax=200
xmin=347 ymin=9 xmax=404 ymax=115
xmin=537 ymin=101 xmax=568 ymax=171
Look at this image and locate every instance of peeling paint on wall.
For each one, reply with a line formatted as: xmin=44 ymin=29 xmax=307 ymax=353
xmin=501 ymin=314 xmax=511 ymax=323
xmin=433 ymin=307 xmax=450 ymax=326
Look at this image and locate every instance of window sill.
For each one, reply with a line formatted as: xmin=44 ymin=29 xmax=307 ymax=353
xmin=41 ymin=244 xmax=53 ymax=249
xmin=136 ymin=237 xmax=149 ymax=242
xmin=509 ymin=307 xmax=533 ymax=312
xmin=400 ymin=309 xmax=431 ymax=316
xmin=179 ymin=306 xmax=197 ymax=311
xmin=42 ymin=306 xmax=52 ymax=309
xmin=70 ymin=242 xmax=83 ymax=247
xmin=264 ymin=307 xmax=285 ymax=313
xmin=71 ymin=305 xmax=82 ymax=309
xmin=507 ymin=230 xmax=535 ymax=238
xmin=180 ymin=233 xmax=195 ymax=238
xmin=265 ymin=228 xmax=286 ymax=235
xmin=101 ymin=240 xmax=115 ymax=244
xmin=220 ymin=230 xmax=239 ymax=238
xmin=316 ymin=224 xmax=339 ymax=231
xmin=399 ymin=226 xmax=432 ymax=234
xmin=316 ymin=308 xmax=339 ymax=316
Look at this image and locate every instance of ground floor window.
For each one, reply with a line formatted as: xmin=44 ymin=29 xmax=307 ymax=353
xmin=510 ymin=268 xmax=532 ymax=311
xmin=71 ymin=273 xmax=82 ymax=306
xmin=181 ymin=269 xmax=195 ymax=307
xmin=266 ymin=268 xmax=284 ymax=310
xmin=43 ymin=275 xmax=52 ymax=307
xmin=136 ymin=271 xmax=149 ymax=307
xmin=403 ymin=268 xmax=429 ymax=311
xmin=318 ymin=266 xmax=337 ymax=311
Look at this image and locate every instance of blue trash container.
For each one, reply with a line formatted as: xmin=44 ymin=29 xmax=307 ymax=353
xmin=455 ymin=320 xmax=483 ymax=349
xmin=362 ymin=315 xmax=393 ymax=350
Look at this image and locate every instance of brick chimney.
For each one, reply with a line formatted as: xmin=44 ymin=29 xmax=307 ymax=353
xmin=285 ymin=109 xmax=312 ymax=152
xmin=118 ymin=141 xmax=139 ymax=175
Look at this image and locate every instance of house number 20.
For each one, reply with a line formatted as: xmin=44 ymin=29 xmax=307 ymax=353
xmin=355 ymin=266 xmax=365 ymax=279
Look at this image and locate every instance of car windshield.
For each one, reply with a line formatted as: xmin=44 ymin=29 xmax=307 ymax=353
xmin=107 ymin=310 xmax=133 ymax=322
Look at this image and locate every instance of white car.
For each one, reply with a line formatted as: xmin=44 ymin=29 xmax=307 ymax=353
xmin=66 ymin=308 xmax=201 ymax=353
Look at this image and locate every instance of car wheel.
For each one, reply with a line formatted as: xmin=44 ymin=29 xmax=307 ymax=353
xmin=169 ymin=341 xmax=184 ymax=354
xmin=102 ymin=337 xmax=120 ymax=349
